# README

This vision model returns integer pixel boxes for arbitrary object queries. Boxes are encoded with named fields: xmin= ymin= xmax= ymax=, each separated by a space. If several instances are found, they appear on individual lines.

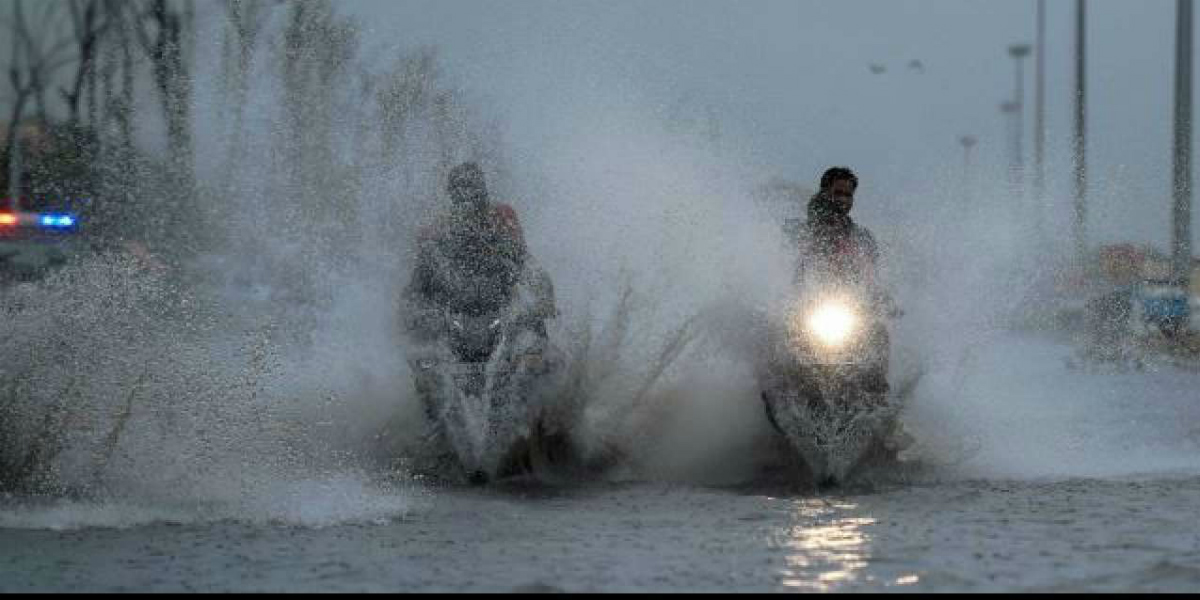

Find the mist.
xmin=1 ymin=0 xmax=1197 ymax=532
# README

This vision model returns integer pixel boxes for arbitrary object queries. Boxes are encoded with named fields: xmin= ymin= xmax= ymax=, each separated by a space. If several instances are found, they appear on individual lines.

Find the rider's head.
xmin=447 ymin=162 xmax=489 ymax=211
xmin=817 ymin=166 xmax=858 ymax=217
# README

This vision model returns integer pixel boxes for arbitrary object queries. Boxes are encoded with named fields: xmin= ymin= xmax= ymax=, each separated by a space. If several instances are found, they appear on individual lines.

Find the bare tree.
xmin=98 ymin=0 xmax=137 ymax=152
xmin=376 ymin=47 xmax=438 ymax=159
xmin=11 ymin=2 xmax=75 ymax=124
xmin=130 ymin=0 xmax=194 ymax=181
xmin=59 ymin=0 xmax=110 ymax=128
xmin=222 ymin=0 xmax=277 ymax=100
xmin=278 ymin=1 xmax=357 ymax=220
xmin=4 ymin=0 xmax=74 ymax=198
xmin=220 ymin=0 xmax=279 ymax=185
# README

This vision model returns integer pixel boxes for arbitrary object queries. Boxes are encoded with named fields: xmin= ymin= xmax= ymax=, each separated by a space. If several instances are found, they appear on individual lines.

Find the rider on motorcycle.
xmin=787 ymin=166 xmax=893 ymax=394
xmin=785 ymin=168 xmax=877 ymax=288
xmin=400 ymin=163 xmax=561 ymax=482
xmin=404 ymin=161 xmax=556 ymax=339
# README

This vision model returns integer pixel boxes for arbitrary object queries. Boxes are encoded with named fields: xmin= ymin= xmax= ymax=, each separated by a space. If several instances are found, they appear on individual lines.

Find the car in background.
xmin=1134 ymin=279 xmax=1191 ymax=338
xmin=0 ymin=208 xmax=86 ymax=286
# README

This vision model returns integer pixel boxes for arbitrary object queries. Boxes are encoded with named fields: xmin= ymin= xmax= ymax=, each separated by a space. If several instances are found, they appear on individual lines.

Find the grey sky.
xmin=339 ymin=0 xmax=1192 ymax=250
xmin=1 ymin=0 xmax=1193 ymax=249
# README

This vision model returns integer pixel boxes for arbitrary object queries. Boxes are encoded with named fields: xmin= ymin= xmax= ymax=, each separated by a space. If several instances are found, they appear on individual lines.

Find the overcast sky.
xmin=0 ymin=0 xmax=1193 ymax=250
xmin=338 ymin=0 xmax=1192 ymax=250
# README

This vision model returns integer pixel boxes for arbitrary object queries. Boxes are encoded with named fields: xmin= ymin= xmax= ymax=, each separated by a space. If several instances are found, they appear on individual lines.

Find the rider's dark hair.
xmin=819 ymin=167 xmax=858 ymax=192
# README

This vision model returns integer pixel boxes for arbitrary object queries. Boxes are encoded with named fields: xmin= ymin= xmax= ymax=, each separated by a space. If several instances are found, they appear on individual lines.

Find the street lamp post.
xmin=1074 ymin=0 xmax=1088 ymax=266
xmin=960 ymin=134 xmax=978 ymax=203
xmin=1035 ymin=0 xmax=1047 ymax=240
xmin=1173 ymin=0 xmax=1193 ymax=311
xmin=1009 ymin=43 xmax=1033 ymax=203
xmin=1001 ymin=100 xmax=1020 ymax=200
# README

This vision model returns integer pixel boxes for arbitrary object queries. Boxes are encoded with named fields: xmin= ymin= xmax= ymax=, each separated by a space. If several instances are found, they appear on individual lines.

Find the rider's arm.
xmin=403 ymin=227 xmax=443 ymax=332
xmin=791 ymin=222 xmax=816 ymax=284
xmin=858 ymin=229 xmax=900 ymax=317
xmin=493 ymin=204 xmax=527 ymax=261
xmin=407 ymin=228 xmax=436 ymax=301
xmin=492 ymin=203 xmax=558 ymax=323
xmin=533 ymin=268 xmax=558 ymax=320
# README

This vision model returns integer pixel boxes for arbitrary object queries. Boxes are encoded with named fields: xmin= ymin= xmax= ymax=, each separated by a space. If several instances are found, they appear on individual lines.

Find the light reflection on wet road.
xmin=2 ymin=474 xmax=1199 ymax=592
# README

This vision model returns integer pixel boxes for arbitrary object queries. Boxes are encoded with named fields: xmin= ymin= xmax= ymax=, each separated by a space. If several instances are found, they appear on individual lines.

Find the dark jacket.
xmin=787 ymin=192 xmax=881 ymax=291
xmin=408 ymin=202 xmax=528 ymax=316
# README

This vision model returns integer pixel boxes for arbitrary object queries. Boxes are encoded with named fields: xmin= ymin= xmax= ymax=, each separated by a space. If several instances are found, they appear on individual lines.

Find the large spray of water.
xmin=0 ymin=4 xmax=462 ymax=526
xmin=3 ymin=3 xmax=1197 ymax=531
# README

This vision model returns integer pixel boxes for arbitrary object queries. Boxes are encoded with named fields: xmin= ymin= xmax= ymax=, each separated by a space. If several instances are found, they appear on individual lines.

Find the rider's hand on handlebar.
xmin=407 ymin=308 xmax=443 ymax=333
xmin=876 ymin=292 xmax=904 ymax=319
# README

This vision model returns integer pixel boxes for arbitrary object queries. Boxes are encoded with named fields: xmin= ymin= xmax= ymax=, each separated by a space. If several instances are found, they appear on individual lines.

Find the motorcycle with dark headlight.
xmin=405 ymin=263 xmax=563 ymax=484
xmin=757 ymin=276 xmax=903 ymax=486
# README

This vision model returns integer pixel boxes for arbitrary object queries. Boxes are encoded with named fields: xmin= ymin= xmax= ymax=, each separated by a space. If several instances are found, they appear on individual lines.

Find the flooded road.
xmin=5 ymin=0 xmax=1199 ymax=592
xmin=2 ymin=335 xmax=1198 ymax=593
xmin=3 ymin=475 xmax=1199 ymax=592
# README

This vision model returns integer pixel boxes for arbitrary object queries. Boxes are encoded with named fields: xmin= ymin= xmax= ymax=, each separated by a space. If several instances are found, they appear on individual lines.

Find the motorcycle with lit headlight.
xmin=404 ymin=261 xmax=563 ymax=484
xmin=756 ymin=273 xmax=903 ymax=486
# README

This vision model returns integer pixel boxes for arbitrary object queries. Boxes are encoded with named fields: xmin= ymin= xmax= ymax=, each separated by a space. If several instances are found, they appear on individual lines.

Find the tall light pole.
xmin=960 ymin=134 xmax=978 ymax=203
xmin=1009 ymin=43 xmax=1032 ymax=203
xmin=1073 ymin=0 xmax=1088 ymax=265
xmin=1173 ymin=0 xmax=1193 ymax=302
xmin=1001 ymin=100 xmax=1020 ymax=200
xmin=1034 ymin=0 xmax=1047 ymax=240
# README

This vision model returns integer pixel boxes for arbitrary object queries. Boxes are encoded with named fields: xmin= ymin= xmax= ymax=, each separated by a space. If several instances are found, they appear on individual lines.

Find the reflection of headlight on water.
xmin=803 ymin=302 xmax=858 ymax=346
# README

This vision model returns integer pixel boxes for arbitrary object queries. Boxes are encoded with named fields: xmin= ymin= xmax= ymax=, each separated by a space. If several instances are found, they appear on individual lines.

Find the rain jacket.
xmin=408 ymin=202 xmax=528 ymax=316
xmin=788 ymin=192 xmax=880 ymax=289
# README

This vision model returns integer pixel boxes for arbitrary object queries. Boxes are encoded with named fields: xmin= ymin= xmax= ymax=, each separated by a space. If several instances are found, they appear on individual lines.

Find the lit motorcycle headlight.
xmin=806 ymin=302 xmax=858 ymax=347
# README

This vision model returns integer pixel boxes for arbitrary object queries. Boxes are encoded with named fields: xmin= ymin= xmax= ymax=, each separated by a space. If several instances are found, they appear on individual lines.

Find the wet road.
xmin=3 ymin=474 xmax=1199 ymax=593
xmin=2 ymin=335 xmax=1199 ymax=592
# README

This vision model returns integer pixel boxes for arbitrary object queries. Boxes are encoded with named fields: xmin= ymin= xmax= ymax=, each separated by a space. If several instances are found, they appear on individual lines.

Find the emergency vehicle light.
xmin=0 ymin=212 xmax=16 ymax=226
xmin=39 ymin=213 xmax=77 ymax=229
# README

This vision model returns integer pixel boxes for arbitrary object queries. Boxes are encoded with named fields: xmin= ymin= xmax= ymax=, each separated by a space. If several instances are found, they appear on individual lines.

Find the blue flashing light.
xmin=38 ymin=213 xmax=78 ymax=229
